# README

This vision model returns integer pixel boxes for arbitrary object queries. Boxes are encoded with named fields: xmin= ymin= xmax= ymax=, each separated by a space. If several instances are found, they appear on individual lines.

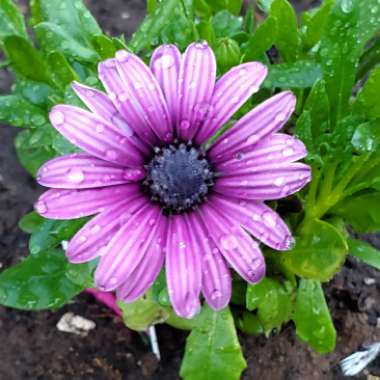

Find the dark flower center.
xmin=143 ymin=142 xmax=214 ymax=214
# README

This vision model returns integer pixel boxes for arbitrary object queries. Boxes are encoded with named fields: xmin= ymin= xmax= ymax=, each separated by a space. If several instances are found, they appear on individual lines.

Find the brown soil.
xmin=1 ymin=1 xmax=379 ymax=379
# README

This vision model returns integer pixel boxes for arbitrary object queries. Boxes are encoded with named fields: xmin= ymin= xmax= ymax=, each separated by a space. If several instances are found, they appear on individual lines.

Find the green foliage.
xmin=180 ymin=306 xmax=246 ymax=380
xmin=293 ymin=279 xmax=336 ymax=353
xmin=348 ymin=239 xmax=380 ymax=270
xmin=0 ymin=0 xmax=27 ymax=41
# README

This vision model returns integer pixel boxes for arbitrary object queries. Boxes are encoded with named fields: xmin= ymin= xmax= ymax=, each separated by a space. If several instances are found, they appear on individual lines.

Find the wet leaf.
xmin=293 ymin=279 xmax=336 ymax=353
xmin=180 ymin=306 xmax=246 ymax=380
xmin=0 ymin=0 xmax=27 ymax=41
xmin=236 ymin=311 xmax=264 ymax=335
xmin=212 ymin=10 xmax=242 ymax=38
xmin=0 ymin=249 xmax=86 ymax=310
xmin=19 ymin=212 xmax=44 ymax=234
xmin=47 ymin=51 xmax=79 ymax=87
xmin=282 ymin=219 xmax=348 ymax=282
xmin=348 ymin=238 xmax=380 ymax=270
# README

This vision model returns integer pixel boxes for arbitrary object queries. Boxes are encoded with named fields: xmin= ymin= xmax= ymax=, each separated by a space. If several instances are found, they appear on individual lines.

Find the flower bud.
xmin=214 ymin=37 xmax=241 ymax=72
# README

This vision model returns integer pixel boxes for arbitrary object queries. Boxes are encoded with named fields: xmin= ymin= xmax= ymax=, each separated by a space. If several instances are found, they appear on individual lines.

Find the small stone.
xmin=56 ymin=312 xmax=96 ymax=336
xmin=363 ymin=278 xmax=376 ymax=286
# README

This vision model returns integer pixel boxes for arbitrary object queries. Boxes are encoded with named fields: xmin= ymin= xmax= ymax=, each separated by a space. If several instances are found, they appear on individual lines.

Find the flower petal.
xmin=210 ymin=194 xmax=294 ymax=251
xmin=116 ymin=216 xmax=166 ymax=302
xmin=67 ymin=196 xmax=146 ymax=263
xmin=214 ymin=162 xmax=311 ymax=200
xmin=166 ymin=215 xmax=202 ymax=318
xmin=34 ymin=184 xmax=139 ymax=220
xmin=150 ymin=44 xmax=181 ymax=125
xmin=49 ymin=105 xmax=143 ymax=167
xmin=94 ymin=202 xmax=161 ymax=291
xmin=114 ymin=50 xmax=173 ymax=143
xmin=198 ymin=202 xmax=265 ymax=284
xmin=213 ymin=133 xmax=307 ymax=169
xmin=37 ymin=153 xmax=145 ymax=189
xmin=188 ymin=211 xmax=231 ymax=310
xmin=177 ymin=42 xmax=216 ymax=141
xmin=98 ymin=58 xmax=158 ymax=145
xmin=209 ymin=91 xmax=296 ymax=159
xmin=195 ymin=62 xmax=267 ymax=145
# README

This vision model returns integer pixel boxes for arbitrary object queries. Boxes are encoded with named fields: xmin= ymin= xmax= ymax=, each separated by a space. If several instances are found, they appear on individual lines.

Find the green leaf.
xmin=263 ymin=60 xmax=321 ymax=89
xmin=236 ymin=311 xmax=264 ymax=335
xmin=270 ymin=0 xmax=299 ymax=62
xmin=0 ymin=0 xmax=27 ymax=41
xmin=47 ymin=51 xmax=79 ymax=87
xmin=257 ymin=0 xmax=275 ymax=13
xmin=92 ymin=35 xmax=117 ymax=59
xmin=348 ymin=238 xmax=380 ymax=270
xmin=65 ymin=260 xmax=97 ymax=287
xmin=29 ymin=218 xmax=88 ymax=256
xmin=354 ymin=65 xmax=380 ymax=120
xmin=0 ymin=249 xmax=86 ymax=310
xmin=197 ymin=19 xmax=216 ymax=46
xmin=333 ymin=192 xmax=380 ymax=233
xmin=243 ymin=5 xmax=255 ymax=34
xmin=246 ymin=277 xmax=295 ymax=331
xmin=118 ymin=292 xmax=170 ymax=331
xmin=212 ymin=10 xmax=242 ymax=38
xmin=180 ymin=306 xmax=246 ymax=380
xmin=0 ymin=95 xmax=47 ymax=128
xmin=295 ymin=110 xmax=315 ymax=154
xmin=19 ymin=212 xmax=44 ymax=234
xmin=129 ymin=0 xmax=179 ymax=52
xmin=32 ymin=0 xmax=101 ymax=43
xmin=15 ymin=129 xmax=57 ymax=176
xmin=34 ymin=22 xmax=99 ymax=63
xmin=52 ymin=132 xmax=80 ymax=155
xmin=319 ymin=0 xmax=380 ymax=127
xmin=3 ymin=36 xmax=53 ymax=84
xmin=293 ymin=279 xmax=336 ymax=353
xmin=351 ymin=120 xmax=380 ymax=154
xmin=282 ymin=219 xmax=348 ymax=281
xmin=301 ymin=0 xmax=334 ymax=51
xmin=242 ymin=16 xmax=277 ymax=62
xmin=15 ymin=80 xmax=54 ymax=107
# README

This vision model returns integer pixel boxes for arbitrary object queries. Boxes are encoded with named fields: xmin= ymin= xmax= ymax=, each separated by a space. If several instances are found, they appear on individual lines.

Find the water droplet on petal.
xmin=96 ymin=124 xmax=105 ymax=133
xmin=211 ymin=289 xmax=222 ymax=300
xmin=115 ymin=50 xmax=130 ymax=62
xmin=106 ymin=150 xmax=117 ymax=160
xmin=67 ymin=167 xmax=85 ymax=184
xmin=179 ymin=241 xmax=187 ymax=249
xmin=220 ymin=234 xmax=238 ymax=250
xmin=50 ymin=110 xmax=65 ymax=125
xmin=282 ymin=147 xmax=294 ymax=157
xmin=79 ymin=235 xmax=87 ymax=243
xmin=109 ymin=277 xmax=118 ymax=285
xmin=91 ymin=224 xmax=102 ymax=234
xmin=274 ymin=177 xmax=284 ymax=186
xmin=262 ymin=211 xmax=277 ymax=228
xmin=275 ymin=112 xmax=287 ymax=123
xmin=180 ymin=119 xmax=191 ymax=130
xmin=155 ymin=54 xmax=175 ymax=70
xmin=118 ymin=92 xmax=129 ymax=102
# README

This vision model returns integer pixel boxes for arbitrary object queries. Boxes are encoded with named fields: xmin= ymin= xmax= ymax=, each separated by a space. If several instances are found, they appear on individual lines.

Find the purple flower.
xmin=34 ymin=42 xmax=311 ymax=318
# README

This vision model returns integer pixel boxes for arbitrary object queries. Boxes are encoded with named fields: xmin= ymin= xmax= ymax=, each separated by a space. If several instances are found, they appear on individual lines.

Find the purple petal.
xmin=67 ymin=196 xmax=147 ymax=263
xmin=198 ymin=202 xmax=265 ymax=284
xmin=114 ymin=50 xmax=173 ymax=143
xmin=188 ymin=211 xmax=231 ymax=310
xmin=209 ymin=91 xmax=296 ymax=159
xmin=195 ymin=62 xmax=267 ymax=145
xmin=116 ymin=216 xmax=166 ymax=302
xmin=94 ymin=202 xmax=161 ymax=291
xmin=166 ymin=215 xmax=202 ymax=319
xmin=150 ymin=44 xmax=181 ymax=125
xmin=34 ymin=184 xmax=139 ymax=220
xmin=210 ymin=194 xmax=294 ymax=251
xmin=37 ymin=153 xmax=145 ymax=189
xmin=98 ymin=58 xmax=159 ymax=145
xmin=49 ymin=105 xmax=143 ymax=167
xmin=177 ymin=42 xmax=216 ymax=141
xmin=213 ymin=133 xmax=307 ymax=168
xmin=214 ymin=162 xmax=311 ymax=200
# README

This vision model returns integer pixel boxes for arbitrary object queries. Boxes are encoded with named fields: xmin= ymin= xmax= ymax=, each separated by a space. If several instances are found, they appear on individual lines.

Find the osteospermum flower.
xmin=34 ymin=42 xmax=311 ymax=318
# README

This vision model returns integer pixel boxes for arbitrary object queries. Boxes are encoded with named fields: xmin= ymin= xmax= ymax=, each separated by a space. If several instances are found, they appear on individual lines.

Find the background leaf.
xmin=348 ymin=238 xmax=380 ymax=270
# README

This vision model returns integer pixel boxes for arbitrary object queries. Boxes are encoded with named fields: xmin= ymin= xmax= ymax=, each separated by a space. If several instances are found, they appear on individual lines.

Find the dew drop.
xmin=109 ymin=277 xmax=118 ymax=285
xmin=220 ymin=234 xmax=238 ymax=250
xmin=50 ymin=110 xmax=65 ymax=125
xmin=179 ymin=241 xmax=187 ymax=249
xmin=180 ymin=119 xmax=191 ymax=130
xmin=67 ymin=167 xmax=85 ymax=184
xmin=273 ymin=177 xmax=284 ymax=186
xmin=118 ymin=92 xmax=129 ymax=102
xmin=79 ymin=235 xmax=87 ymax=243
xmin=231 ymin=96 xmax=240 ymax=104
xmin=282 ymin=147 xmax=294 ymax=157
xmin=115 ymin=50 xmax=130 ymax=62
xmin=155 ymin=54 xmax=175 ymax=70
xmin=275 ymin=112 xmax=287 ymax=123
xmin=91 ymin=224 xmax=102 ymax=234
xmin=96 ymin=124 xmax=105 ymax=133
xmin=239 ymin=68 xmax=247 ymax=76
xmin=106 ymin=150 xmax=118 ymax=160
xmin=148 ymin=218 xmax=156 ymax=226
xmin=262 ymin=211 xmax=277 ymax=228
xmin=211 ymin=290 xmax=222 ymax=300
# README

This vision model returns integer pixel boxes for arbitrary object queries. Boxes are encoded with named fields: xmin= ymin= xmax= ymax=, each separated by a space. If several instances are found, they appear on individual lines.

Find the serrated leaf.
xmin=282 ymin=219 xmax=348 ymax=281
xmin=29 ymin=218 xmax=88 ymax=256
xmin=333 ymin=192 xmax=380 ymax=233
xmin=270 ymin=0 xmax=299 ymax=62
xmin=0 ymin=0 xmax=27 ymax=41
xmin=0 ymin=249 xmax=86 ymax=310
xmin=263 ymin=60 xmax=321 ymax=89
xmin=293 ymin=279 xmax=336 ymax=353
xmin=180 ymin=306 xmax=246 ymax=380
xmin=19 ymin=212 xmax=44 ymax=234
xmin=348 ymin=238 xmax=380 ymax=270
xmin=4 ymin=36 xmax=53 ymax=84
xmin=246 ymin=277 xmax=295 ymax=331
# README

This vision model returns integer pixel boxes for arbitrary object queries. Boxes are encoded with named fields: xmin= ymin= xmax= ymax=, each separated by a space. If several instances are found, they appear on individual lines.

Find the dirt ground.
xmin=0 ymin=1 xmax=380 ymax=379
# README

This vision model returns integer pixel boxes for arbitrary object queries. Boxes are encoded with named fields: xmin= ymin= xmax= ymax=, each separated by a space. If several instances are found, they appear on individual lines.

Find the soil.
xmin=1 ymin=1 xmax=380 ymax=379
